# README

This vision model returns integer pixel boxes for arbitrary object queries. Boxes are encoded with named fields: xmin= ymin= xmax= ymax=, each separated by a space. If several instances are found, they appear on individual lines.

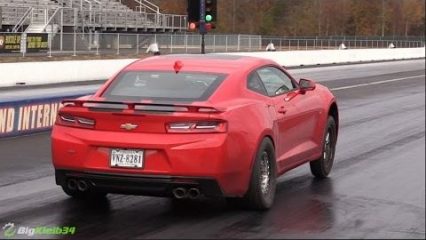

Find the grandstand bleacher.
xmin=0 ymin=0 xmax=187 ymax=33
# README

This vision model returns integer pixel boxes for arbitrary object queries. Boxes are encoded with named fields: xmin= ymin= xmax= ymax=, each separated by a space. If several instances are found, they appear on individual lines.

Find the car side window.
xmin=247 ymin=72 xmax=268 ymax=96
xmin=256 ymin=67 xmax=296 ymax=97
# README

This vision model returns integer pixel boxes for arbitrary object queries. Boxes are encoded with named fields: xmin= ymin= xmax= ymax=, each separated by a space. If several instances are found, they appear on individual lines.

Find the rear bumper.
xmin=56 ymin=170 xmax=223 ymax=197
xmin=51 ymin=125 xmax=255 ymax=197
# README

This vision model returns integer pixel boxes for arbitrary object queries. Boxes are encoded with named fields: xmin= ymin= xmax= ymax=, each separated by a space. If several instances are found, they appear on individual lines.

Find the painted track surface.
xmin=0 ymin=59 xmax=424 ymax=239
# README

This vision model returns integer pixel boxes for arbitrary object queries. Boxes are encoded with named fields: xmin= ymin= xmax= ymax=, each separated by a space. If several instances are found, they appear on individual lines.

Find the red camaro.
xmin=51 ymin=55 xmax=338 ymax=209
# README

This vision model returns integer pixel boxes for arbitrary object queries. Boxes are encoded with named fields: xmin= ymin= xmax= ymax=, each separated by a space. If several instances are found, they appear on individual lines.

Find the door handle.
xmin=278 ymin=106 xmax=287 ymax=114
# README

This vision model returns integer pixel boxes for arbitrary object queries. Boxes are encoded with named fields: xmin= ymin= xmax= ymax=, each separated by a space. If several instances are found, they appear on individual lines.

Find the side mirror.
xmin=299 ymin=79 xmax=316 ymax=93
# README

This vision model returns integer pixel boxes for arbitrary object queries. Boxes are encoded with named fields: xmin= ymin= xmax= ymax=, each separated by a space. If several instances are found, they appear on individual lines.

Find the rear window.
xmin=102 ymin=71 xmax=227 ymax=102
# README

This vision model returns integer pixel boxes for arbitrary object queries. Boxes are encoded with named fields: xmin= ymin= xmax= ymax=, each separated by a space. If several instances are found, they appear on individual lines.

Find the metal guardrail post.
xmin=170 ymin=34 xmax=173 ymax=53
xmin=185 ymin=34 xmax=188 ymax=53
xmin=136 ymin=34 xmax=139 ymax=55
xmin=237 ymin=34 xmax=240 ymax=51
xmin=21 ymin=33 xmax=27 ymax=57
xmin=116 ymin=33 xmax=120 ymax=55
xmin=213 ymin=34 xmax=216 ymax=53
xmin=225 ymin=35 xmax=228 ymax=52
xmin=60 ymin=9 xmax=64 ymax=51
xmin=258 ymin=36 xmax=261 ymax=50
xmin=73 ymin=31 xmax=76 ymax=56
xmin=88 ymin=31 xmax=92 ymax=50
xmin=72 ymin=8 xmax=77 ymax=56
xmin=95 ymin=31 xmax=99 ymax=55
xmin=48 ymin=33 xmax=52 ymax=57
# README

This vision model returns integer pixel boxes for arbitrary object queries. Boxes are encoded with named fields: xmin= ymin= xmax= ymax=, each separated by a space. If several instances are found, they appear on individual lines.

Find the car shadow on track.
xmin=50 ymin=175 xmax=336 ymax=238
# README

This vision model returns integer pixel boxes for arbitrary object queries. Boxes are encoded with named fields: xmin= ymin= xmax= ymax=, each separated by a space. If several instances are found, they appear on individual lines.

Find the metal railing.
xmin=133 ymin=0 xmax=159 ymax=13
xmin=260 ymin=37 xmax=426 ymax=51
xmin=1 ymin=6 xmax=187 ymax=32
xmin=11 ymin=7 xmax=32 ymax=32
xmin=1 ymin=32 xmax=424 ymax=58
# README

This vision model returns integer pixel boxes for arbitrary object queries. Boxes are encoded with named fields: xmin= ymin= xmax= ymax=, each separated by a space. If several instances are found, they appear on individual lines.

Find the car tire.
xmin=62 ymin=185 xmax=107 ymax=200
xmin=241 ymin=138 xmax=277 ymax=210
xmin=310 ymin=116 xmax=337 ymax=179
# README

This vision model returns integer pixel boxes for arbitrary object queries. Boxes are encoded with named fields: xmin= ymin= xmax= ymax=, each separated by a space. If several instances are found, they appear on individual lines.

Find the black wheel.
xmin=240 ymin=138 xmax=277 ymax=210
xmin=310 ymin=116 xmax=337 ymax=178
xmin=62 ymin=185 xmax=107 ymax=200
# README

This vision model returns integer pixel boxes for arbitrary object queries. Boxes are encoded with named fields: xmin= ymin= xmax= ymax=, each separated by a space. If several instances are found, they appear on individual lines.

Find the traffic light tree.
xmin=187 ymin=0 xmax=217 ymax=32
xmin=187 ymin=0 xmax=217 ymax=53
xmin=204 ymin=0 xmax=217 ymax=31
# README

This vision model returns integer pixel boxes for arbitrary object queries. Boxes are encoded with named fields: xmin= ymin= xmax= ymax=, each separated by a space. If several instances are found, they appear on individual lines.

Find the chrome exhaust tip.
xmin=77 ymin=180 xmax=89 ymax=192
xmin=172 ymin=187 xmax=187 ymax=199
xmin=188 ymin=188 xmax=200 ymax=199
xmin=67 ymin=179 xmax=77 ymax=191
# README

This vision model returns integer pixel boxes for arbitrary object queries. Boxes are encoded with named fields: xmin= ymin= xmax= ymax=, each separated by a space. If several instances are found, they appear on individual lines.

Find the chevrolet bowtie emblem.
xmin=120 ymin=123 xmax=138 ymax=131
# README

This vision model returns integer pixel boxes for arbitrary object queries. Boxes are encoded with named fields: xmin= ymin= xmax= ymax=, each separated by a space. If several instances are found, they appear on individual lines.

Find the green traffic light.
xmin=205 ymin=14 xmax=213 ymax=22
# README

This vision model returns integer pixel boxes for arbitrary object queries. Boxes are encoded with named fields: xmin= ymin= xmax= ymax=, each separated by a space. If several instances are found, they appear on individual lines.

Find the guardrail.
xmin=0 ymin=32 xmax=424 ymax=57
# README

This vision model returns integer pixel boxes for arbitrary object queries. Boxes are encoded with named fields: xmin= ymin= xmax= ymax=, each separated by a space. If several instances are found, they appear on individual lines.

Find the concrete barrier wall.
xmin=227 ymin=47 xmax=426 ymax=67
xmin=0 ymin=59 xmax=137 ymax=87
xmin=0 ymin=48 xmax=424 ymax=87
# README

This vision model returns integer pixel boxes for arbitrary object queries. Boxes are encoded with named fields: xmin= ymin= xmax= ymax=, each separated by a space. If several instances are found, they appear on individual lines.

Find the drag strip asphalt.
xmin=0 ymin=59 xmax=424 ymax=239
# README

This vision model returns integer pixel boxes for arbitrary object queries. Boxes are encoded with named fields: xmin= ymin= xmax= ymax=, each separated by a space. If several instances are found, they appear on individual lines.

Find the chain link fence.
xmin=1 ymin=32 xmax=425 ymax=57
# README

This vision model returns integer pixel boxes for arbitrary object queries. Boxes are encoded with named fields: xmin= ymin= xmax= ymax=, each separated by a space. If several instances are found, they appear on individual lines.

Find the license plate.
xmin=110 ymin=149 xmax=144 ymax=168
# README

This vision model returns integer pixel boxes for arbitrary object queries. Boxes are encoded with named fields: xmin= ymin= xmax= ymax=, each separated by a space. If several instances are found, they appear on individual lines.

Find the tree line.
xmin=152 ymin=0 xmax=425 ymax=37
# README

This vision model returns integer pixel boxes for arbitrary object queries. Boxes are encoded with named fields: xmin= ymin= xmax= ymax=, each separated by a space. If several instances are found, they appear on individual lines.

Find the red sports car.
xmin=52 ymin=55 xmax=338 ymax=210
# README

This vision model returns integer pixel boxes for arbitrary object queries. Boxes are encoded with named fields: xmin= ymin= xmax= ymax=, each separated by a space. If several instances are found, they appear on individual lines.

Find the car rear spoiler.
xmin=61 ymin=99 xmax=224 ymax=113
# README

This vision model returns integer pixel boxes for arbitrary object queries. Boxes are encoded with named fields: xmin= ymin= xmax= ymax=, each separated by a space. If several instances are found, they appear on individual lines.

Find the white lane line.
xmin=330 ymin=75 xmax=425 ymax=91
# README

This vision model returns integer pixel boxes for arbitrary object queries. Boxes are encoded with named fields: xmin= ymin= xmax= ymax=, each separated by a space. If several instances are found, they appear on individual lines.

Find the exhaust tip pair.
xmin=172 ymin=187 xmax=201 ymax=199
xmin=67 ymin=178 xmax=90 ymax=192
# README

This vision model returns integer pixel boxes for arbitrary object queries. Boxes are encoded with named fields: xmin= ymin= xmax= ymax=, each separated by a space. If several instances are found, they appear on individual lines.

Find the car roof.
xmin=125 ymin=54 xmax=276 ymax=74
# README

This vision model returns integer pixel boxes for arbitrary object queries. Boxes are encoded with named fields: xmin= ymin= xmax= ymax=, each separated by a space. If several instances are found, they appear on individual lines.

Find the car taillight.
xmin=56 ymin=113 xmax=95 ymax=129
xmin=166 ymin=121 xmax=227 ymax=133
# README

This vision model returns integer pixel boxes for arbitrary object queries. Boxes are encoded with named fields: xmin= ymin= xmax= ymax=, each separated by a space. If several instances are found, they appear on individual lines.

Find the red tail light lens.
xmin=56 ymin=113 xmax=95 ymax=129
xmin=166 ymin=121 xmax=227 ymax=133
